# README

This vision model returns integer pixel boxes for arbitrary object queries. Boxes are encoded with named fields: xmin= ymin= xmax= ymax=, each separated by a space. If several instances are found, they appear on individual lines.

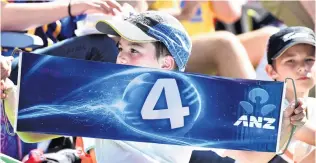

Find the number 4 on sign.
xmin=141 ymin=79 xmax=190 ymax=129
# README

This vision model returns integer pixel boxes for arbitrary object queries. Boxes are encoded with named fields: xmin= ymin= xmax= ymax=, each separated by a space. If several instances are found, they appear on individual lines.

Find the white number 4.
xmin=141 ymin=79 xmax=190 ymax=129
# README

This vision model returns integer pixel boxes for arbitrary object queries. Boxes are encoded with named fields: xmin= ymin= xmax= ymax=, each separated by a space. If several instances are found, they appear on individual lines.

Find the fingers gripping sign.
xmin=278 ymin=78 xmax=308 ymax=154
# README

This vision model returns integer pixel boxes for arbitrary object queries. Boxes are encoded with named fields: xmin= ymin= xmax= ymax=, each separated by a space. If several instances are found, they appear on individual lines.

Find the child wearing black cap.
xmin=265 ymin=26 xmax=315 ymax=163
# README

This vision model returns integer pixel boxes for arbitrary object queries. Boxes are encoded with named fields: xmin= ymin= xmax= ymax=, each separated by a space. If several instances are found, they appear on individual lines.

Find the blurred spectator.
xmin=261 ymin=0 xmax=315 ymax=31
xmin=147 ymin=0 xmax=280 ymax=79
xmin=146 ymin=0 xmax=255 ymax=79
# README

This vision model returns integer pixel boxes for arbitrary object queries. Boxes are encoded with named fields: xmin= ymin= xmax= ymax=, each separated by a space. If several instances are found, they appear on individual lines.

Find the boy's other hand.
xmin=0 ymin=56 xmax=14 ymax=80
xmin=1 ymin=78 xmax=14 ymax=99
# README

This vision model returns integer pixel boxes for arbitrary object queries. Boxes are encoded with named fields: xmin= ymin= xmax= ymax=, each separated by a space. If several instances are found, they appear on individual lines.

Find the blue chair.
xmin=1 ymin=32 xmax=43 ymax=56
xmin=1 ymin=32 xmax=43 ymax=84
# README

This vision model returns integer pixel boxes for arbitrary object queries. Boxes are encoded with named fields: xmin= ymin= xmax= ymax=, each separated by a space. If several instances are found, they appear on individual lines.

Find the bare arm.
xmin=294 ymin=120 xmax=316 ymax=146
xmin=1 ymin=0 xmax=122 ymax=31
xmin=294 ymin=98 xmax=316 ymax=146
xmin=211 ymin=0 xmax=247 ymax=24
xmin=1 ymin=1 xmax=69 ymax=31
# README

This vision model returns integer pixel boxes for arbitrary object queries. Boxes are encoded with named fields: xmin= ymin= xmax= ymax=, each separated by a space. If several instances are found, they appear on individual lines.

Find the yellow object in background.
xmin=180 ymin=1 xmax=216 ymax=36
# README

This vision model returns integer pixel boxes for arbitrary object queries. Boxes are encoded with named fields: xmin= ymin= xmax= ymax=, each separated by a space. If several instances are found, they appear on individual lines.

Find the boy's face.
xmin=116 ymin=38 xmax=160 ymax=68
xmin=116 ymin=38 xmax=175 ymax=70
xmin=266 ymin=44 xmax=315 ymax=92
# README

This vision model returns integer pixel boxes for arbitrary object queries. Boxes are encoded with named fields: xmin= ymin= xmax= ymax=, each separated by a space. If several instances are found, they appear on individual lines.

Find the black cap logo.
xmin=282 ymin=32 xmax=311 ymax=42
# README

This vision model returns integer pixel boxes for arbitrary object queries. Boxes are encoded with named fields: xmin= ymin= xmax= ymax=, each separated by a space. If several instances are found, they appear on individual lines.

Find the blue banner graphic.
xmin=16 ymin=53 xmax=285 ymax=152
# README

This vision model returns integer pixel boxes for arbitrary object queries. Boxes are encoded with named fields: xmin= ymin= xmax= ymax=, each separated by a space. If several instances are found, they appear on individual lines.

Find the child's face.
xmin=116 ymin=38 xmax=162 ymax=69
xmin=267 ymin=44 xmax=315 ymax=92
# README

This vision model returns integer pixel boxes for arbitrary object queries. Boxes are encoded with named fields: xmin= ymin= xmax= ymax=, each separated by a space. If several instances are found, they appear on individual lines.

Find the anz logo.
xmin=234 ymin=88 xmax=277 ymax=130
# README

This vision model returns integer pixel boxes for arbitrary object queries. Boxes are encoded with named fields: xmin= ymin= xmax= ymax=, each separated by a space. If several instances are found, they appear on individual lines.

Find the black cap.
xmin=267 ymin=26 xmax=315 ymax=64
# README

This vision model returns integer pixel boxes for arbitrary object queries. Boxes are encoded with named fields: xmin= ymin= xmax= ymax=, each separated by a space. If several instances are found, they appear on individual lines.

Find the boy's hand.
xmin=283 ymin=98 xmax=307 ymax=128
xmin=0 ymin=56 xmax=14 ymax=80
xmin=1 ymin=78 xmax=15 ymax=99
xmin=279 ymin=98 xmax=307 ymax=148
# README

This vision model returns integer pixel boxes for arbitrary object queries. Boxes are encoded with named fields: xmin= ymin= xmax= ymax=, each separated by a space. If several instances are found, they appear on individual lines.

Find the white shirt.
xmin=282 ymin=97 xmax=316 ymax=162
xmin=83 ymin=138 xmax=194 ymax=163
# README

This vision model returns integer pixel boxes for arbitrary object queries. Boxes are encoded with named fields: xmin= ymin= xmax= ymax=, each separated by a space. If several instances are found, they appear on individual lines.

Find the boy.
xmin=2 ymin=11 xmax=307 ymax=163
xmin=221 ymin=26 xmax=315 ymax=163
xmin=265 ymin=26 xmax=315 ymax=163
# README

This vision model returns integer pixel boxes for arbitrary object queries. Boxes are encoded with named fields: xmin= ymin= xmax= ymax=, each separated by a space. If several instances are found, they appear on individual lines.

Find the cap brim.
xmin=272 ymin=40 xmax=315 ymax=60
xmin=96 ymin=19 xmax=157 ymax=43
